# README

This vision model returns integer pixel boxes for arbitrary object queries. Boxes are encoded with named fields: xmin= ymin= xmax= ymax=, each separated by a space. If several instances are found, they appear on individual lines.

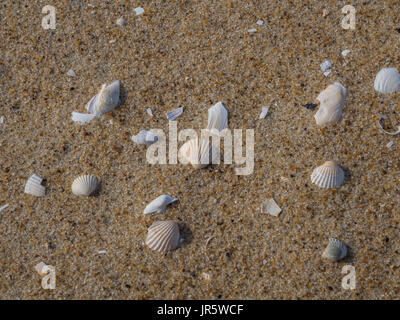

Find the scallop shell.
xmin=178 ymin=137 xmax=220 ymax=169
xmin=314 ymin=82 xmax=347 ymax=126
xmin=131 ymin=130 xmax=158 ymax=145
xmin=322 ymin=238 xmax=347 ymax=262
xmin=85 ymin=80 xmax=120 ymax=116
xmin=374 ymin=68 xmax=400 ymax=93
xmin=143 ymin=195 xmax=178 ymax=214
xmin=145 ymin=220 xmax=180 ymax=252
xmin=71 ymin=175 xmax=99 ymax=196
xmin=311 ymin=161 xmax=344 ymax=188
xmin=24 ymin=174 xmax=45 ymax=197
xmin=207 ymin=102 xmax=228 ymax=132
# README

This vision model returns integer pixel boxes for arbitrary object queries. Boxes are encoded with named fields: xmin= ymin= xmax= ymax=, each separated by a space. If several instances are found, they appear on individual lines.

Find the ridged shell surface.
xmin=178 ymin=138 xmax=220 ymax=169
xmin=322 ymin=238 xmax=347 ymax=262
xmin=143 ymin=195 xmax=178 ymax=214
xmin=24 ymin=174 xmax=45 ymax=197
xmin=374 ymin=68 xmax=400 ymax=93
xmin=311 ymin=161 xmax=344 ymax=188
xmin=207 ymin=102 xmax=228 ymax=132
xmin=86 ymin=80 xmax=120 ymax=116
xmin=71 ymin=175 xmax=99 ymax=196
xmin=314 ymin=82 xmax=347 ymax=126
xmin=145 ymin=220 xmax=180 ymax=252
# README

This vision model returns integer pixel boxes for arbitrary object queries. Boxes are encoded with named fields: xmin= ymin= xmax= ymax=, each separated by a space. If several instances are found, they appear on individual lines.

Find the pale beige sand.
xmin=1 ymin=0 xmax=400 ymax=299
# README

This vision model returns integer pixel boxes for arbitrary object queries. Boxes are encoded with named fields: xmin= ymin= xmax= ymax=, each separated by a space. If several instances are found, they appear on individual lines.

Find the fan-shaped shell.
xmin=131 ymin=130 xmax=158 ymax=145
xmin=86 ymin=80 xmax=120 ymax=116
xmin=24 ymin=174 xmax=45 ymax=197
xmin=145 ymin=220 xmax=180 ymax=252
xmin=178 ymin=138 xmax=220 ymax=169
xmin=71 ymin=175 xmax=99 ymax=196
xmin=207 ymin=101 xmax=228 ymax=132
xmin=311 ymin=161 xmax=344 ymax=188
xmin=143 ymin=195 xmax=178 ymax=214
xmin=314 ymin=82 xmax=347 ymax=126
xmin=322 ymin=238 xmax=347 ymax=262
xmin=374 ymin=68 xmax=400 ymax=93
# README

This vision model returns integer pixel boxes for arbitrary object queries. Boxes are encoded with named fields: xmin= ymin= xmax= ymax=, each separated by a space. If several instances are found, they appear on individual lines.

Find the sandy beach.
xmin=1 ymin=0 xmax=400 ymax=299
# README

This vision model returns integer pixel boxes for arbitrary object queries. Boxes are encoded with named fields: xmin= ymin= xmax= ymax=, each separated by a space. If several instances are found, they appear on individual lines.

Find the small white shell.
xmin=24 ymin=174 xmax=45 ymax=197
xmin=207 ymin=102 xmax=228 ymax=131
xmin=178 ymin=138 xmax=220 ymax=169
xmin=311 ymin=160 xmax=345 ymax=189
xmin=322 ymin=238 xmax=347 ymax=262
xmin=131 ymin=130 xmax=158 ymax=145
xmin=256 ymin=20 xmax=264 ymax=25
xmin=145 ymin=220 xmax=180 ymax=252
xmin=314 ymin=82 xmax=347 ymax=126
xmin=374 ymin=68 xmax=400 ymax=93
xmin=261 ymin=198 xmax=282 ymax=217
xmin=143 ymin=195 xmax=178 ymax=214
xmin=67 ymin=69 xmax=76 ymax=77
xmin=146 ymin=108 xmax=153 ymax=116
xmin=166 ymin=107 xmax=183 ymax=121
xmin=71 ymin=112 xmax=96 ymax=123
xmin=134 ymin=7 xmax=144 ymax=15
xmin=341 ymin=49 xmax=350 ymax=57
xmin=320 ymin=60 xmax=332 ymax=72
xmin=71 ymin=175 xmax=99 ymax=196
xmin=86 ymin=80 xmax=120 ymax=117
xmin=259 ymin=106 xmax=269 ymax=119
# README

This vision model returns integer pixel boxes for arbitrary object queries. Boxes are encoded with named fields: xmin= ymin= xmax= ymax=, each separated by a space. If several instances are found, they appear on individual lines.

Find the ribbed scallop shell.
xmin=24 ymin=174 xmax=45 ymax=197
xmin=86 ymin=80 xmax=120 ymax=116
xmin=71 ymin=175 xmax=99 ymax=196
xmin=374 ymin=68 xmax=400 ymax=93
xmin=314 ymin=82 xmax=347 ymax=126
xmin=145 ymin=220 xmax=180 ymax=252
xmin=311 ymin=161 xmax=344 ymax=188
xmin=322 ymin=238 xmax=347 ymax=262
xmin=207 ymin=101 xmax=228 ymax=132
xmin=143 ymin=195 xmax=178 ymax=214
xmin=178 ymin=138 xmax=220 ymax=169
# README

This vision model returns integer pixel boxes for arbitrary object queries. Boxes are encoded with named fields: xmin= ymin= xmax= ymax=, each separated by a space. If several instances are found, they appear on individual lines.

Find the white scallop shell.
xmin=86 ymin=80 xmax=120 ymax=116
xmin=24 ymin=174 xmax=45 ymax=197
xmin=374 ymin=68 xmax=400 ymax=93
xmin=311 ymin=161 xmax=344 ymax=188
xmin=131 ymin=130 xmax=158 ymax=145
xmin=322 ymin=238 xmax=347 ymax=262
xmin=143 ymin=195 xmax=178 ymax=214
xmin=207 ymin=101 xmax=228 ymax=132
xmin=145 ymin=220 xmax=180 ymax=252
xmin=314 ymin=82 xmax=347 ymax=126
xmin=71 ymin=175 xmax=99 ymax=196
xmin=178 ymin=137 xmax=220 ymax=169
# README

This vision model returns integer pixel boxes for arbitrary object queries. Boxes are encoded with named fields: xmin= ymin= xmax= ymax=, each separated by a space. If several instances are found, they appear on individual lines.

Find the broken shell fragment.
xmin=85 ymin=80 xmax=120 ymax=116
xmin=322 ymin=238 xmax=347 ymax=262
xmin=145 ymin=220 xmax=180 ymax=252
xmin=207 ymin=101 xmax=228 ymax=132
xmin=24 ymin=174 xmax=45 ymax=197
xmin=311 ymin=161 xmax=345 ymax=189
xmin=374 ymin=68 xmax=400 ymax=93
xmin=143 ymin=195 xmax=178 ymax=214
xmin=259 ymin=106 xmax=269 ymax=119
xmin=131 ymin=130 xmax=159 ymax=145
xmin=71 ymin=175 xmax=99 ymax=196
xmin=166 ymin=107 xmax=183 ymax=121
xmin=320 ymin=60 xmax=332 ymax=72
xmin=178 ymin=138 xmax=220 ymax=169
xmin=134 ymin=7 xmax=144 ymax=15
xmin=314 ymin=82 xmax=347 ymax=126
xmin=71 ymin=112 xmax=96 ymax=123
xmin=261 ymin=198 xmax=282 ymax=217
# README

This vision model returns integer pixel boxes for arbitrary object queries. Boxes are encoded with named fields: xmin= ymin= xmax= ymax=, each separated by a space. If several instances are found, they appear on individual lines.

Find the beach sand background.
xmin=1 ymin=0 xmax=400 ymax=299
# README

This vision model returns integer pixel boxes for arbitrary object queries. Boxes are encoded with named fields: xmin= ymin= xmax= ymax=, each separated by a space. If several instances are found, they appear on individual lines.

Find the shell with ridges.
xmin=374 ymin=68 xmax=400 ymax=93
xmin=178 ymin=137 xmax=220 ymax=169
xmin=145 ymin=220 xmax=180 ymax=252
xmin=86 ymin=80 xmax=120 ymax=116
xmin=314 ymin=82 xmax=347 ymax=126
xmin=143 ymin=195 xmax=178 ymax=214
xmin=207 ymin=101 xmax=228 ymax=132
xmin=71 ymin=175 xmax=99 ymax=196
xmin=24 ymin=174 xmax=45 ymax=197
xmin=311 ymin=160 xmax=344 ymax=188
xmin=322 ymin=238 xmax=347 ymax=262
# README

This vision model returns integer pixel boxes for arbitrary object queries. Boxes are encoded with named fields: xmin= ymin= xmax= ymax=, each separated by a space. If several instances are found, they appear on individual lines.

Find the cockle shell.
xmin=314 ymin=82 xmax=347 ymax=126
xmin=71 ymin=175 xmax=99 ymax=196
xmin=374 ymin=68 xmax=400 ymax=93
xmin=24 ymin=174 xmax=45 ymax=197
xmin=311 ymin=161 xmax=344 ymax=188
xmin=131 ymin=130 xmax=158 ymax=145
xmin=207 ymin=101 xmax=228 ymax=132
xmin=145 ymin=220 xmax=180 ymax=252
xmin=178 ymin=138 xmax=220 ymax=169
xmin=143 ymin=195 xmax=178 ymax=214
xmin=86 ymin=80 xmax=120 ymax=116
xmin=322 ymin=238 xmax=347 ymax=262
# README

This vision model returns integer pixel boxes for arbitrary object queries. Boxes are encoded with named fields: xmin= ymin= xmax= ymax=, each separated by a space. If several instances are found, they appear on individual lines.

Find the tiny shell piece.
xmin=109 ymin=39 xmax=117 ymax=44
xmin=135 ymin=7 xmax=144 ymax=15
xmin=248 ymin=28 xmax=257 ymax=33
xmin=71 ymin=112 xmax=96 ymax=123
xmin=131 ymin=130 xmax=159 ymax=145
xmin=261 ymin=198 xmax=282 ymax=217
xmin=116 ymin=18 xmax=126 ymax=26
xmin=67 ymin=69 xmax=76 ymax=77
xmin=0 ymin=116 xmax=4 ymax=123
xmin=311 ymin=160 xmax=345 ymax=189
xmin=24 ymin=174 xmax=45 ymax=197
xmin=166 ymin=107 xmax=183 ymax=121
xmin=145 ymin=220 xmax=180 ymax=252
xmin=320 ymin=60 xmax=332 ymax=72
xmin=341 ymin=49 xmax=351 ymax=57
xmin=256 ymin=20 xmax=264 ymax=25
xmin=259 ymin=106 xmax=269 ymax=119
xmin=386 ymin=141 xmax=394 ymax=148
xmin=143 ymin=195 xmax=178 ymax=214
xmin=207 ymin=101 xmax=228 ymax=131
xmin=146 ymin=108 xmax=153 ymax=116
xmin=35 ymin=262 xmax=49 ymax=276
xmin=374 ymin=68 xmax=400 ymax=93
xmin=323 ymin=69 xmax=332 ymax=77
xmin=322 ymin=238 xmax=347 ymax=262
xmin=0 ymin=203 xmax=9 ymax=212
xmin=71 ymin=175 xmax=99 ymax=196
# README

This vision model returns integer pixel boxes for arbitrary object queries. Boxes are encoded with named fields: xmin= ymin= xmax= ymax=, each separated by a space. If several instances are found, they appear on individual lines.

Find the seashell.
xmin=146 ymin=108 xmax=153 ymax=116
xmin=24 ymin=174 xmax=45 ymax=197
xmin=0 ymin=116 xmax=4 ymax=123
xmin=207 ymin=101 xmax=228 ymax=132
xmin=166 ymin=107 xmax=183 ymax=121
xmin=35 ymin=262 xmax=49 ymax=276
xmin=314 ymin=82 xmax=347 ymax=126
xmin=145 ymin=220 xmax=180 ymax=252
xmin=311 ymin=160 xmax=345 ymax=188
xmin=374 ymin=68 xmax=400 ymax=93
xmin=71 ymin=112 xmax=96 ymax=123
xmin=71 ymin=175 xmax=99 ymax=196
xmin=259 ymin=106 xmax=269 ymax=119
xmin=248 ymin=28 xmax=257 ymax=33
xmin=67 ymin=69 xmax=76 ymax=77
xmin=261 ymin=198 xmax=282 ymax=217
xmin=116 ymin=18 xmax=126 ymax=26
xmin=320 ymin=60 xmax=332 ymax=72
xmin=85 ymin=80 xmax=120 ymax=117
xmin=131 ymin=130 xmax=158 ymax=145
xmin=178 ymin=137 xmax=220 ymax=169
xmin=0 ymin=203 xmax=9 ymax=212
xmin=143 ymin=195 xmax=178 ymax=214
xmin=322 ymin=238 xmax=347 ymax=262
xmin=341 ymin=49 xmax=350 ymax=57
xmin=109 ymin=39 xmax=117 ymax=44
xmin=323 ymin=70 xmax=331 ymax=77
xmin=256 ymin=20 xmax=264 ymax=25
xmin=134 ymin=7 xmax=144 ymax=15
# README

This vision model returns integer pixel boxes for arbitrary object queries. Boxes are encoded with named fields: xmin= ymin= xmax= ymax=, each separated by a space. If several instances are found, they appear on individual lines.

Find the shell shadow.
xmin=92 ymin=181 xmax=103 ymax=198
xmin=342 ymin=166 xmax=352 ymax=184
xmin=118 ymin=83 xmax=127 ymax=109
xmin=178 ymin=222 xmax=193 ymax=248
